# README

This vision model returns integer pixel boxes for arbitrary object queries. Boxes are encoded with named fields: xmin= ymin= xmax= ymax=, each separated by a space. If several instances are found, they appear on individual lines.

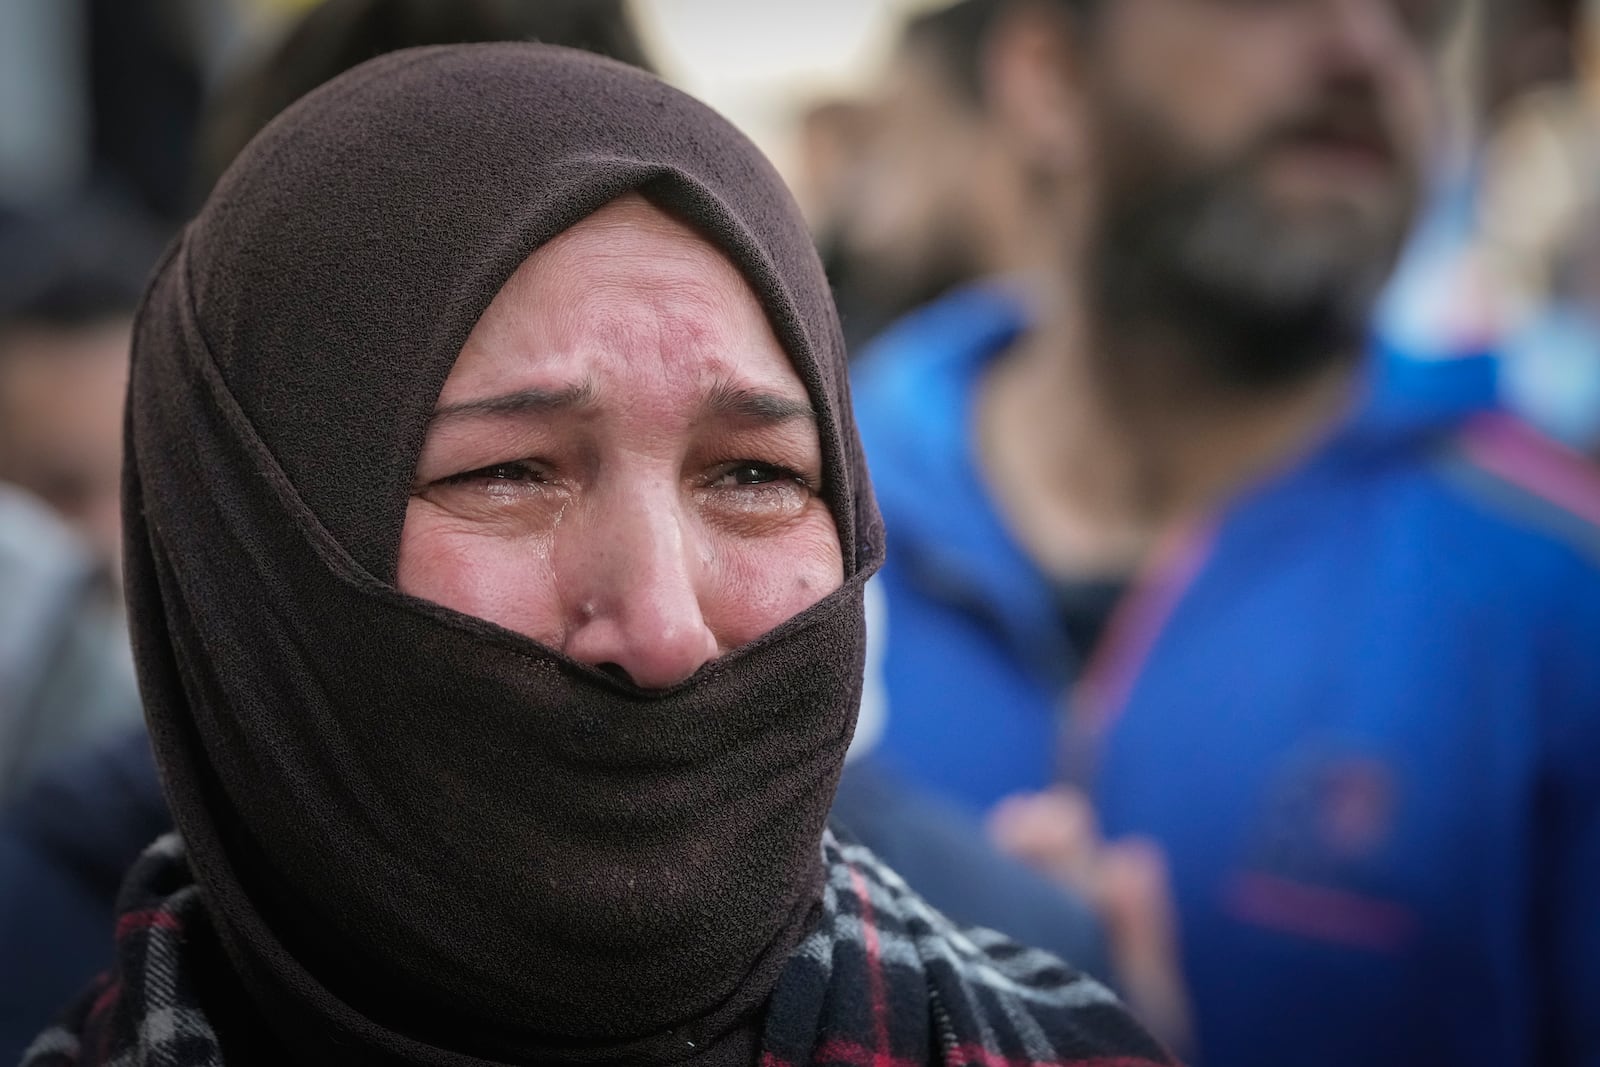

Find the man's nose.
xmin=1318 ymin=0 xmax=1412 ymax=70
xmin=559 ymin=492 xmax=720 ymax=690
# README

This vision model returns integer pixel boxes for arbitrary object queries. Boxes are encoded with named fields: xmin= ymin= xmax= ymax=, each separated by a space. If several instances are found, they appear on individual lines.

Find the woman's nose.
xmin=560 ymin=495 xmax=720 ymax=689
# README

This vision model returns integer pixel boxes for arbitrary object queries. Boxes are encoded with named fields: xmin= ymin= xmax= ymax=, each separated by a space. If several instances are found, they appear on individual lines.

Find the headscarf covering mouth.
xmin=125 ymin=42 xmax=882 ymax=1065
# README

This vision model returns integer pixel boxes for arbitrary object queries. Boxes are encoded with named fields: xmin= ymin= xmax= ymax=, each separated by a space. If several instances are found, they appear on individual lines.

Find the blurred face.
xmin=0 ymin=320 xmax=131 ymax=575
xmin=1079 ymin=0 xmax=1449 ymax=381
xmin=398 ymin=195 xmax=845 ymax=690
xmin=838 ymin=44 xmax=997 ymax=311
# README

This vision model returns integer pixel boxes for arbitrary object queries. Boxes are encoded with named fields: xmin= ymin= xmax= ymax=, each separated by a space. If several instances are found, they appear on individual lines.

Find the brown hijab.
xmin=125 ymin=43 xmax=881 ymax=1065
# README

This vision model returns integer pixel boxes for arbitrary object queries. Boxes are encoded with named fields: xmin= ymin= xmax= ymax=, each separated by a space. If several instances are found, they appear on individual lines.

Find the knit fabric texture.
xmin=23 ymin=835 xmax=1176 ymax=1067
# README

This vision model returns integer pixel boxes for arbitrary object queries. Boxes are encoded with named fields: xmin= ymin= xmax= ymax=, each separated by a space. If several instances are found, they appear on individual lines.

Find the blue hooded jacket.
xmin=852 ymin=283 xmax=1600 ymax=1066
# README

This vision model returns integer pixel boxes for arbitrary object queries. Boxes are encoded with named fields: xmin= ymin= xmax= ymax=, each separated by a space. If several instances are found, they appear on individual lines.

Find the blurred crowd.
xmin=2 ymin=1 xmax=1598 ymax=1065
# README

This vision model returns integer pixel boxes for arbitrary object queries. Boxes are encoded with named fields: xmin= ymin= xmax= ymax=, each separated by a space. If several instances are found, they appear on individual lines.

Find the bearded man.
xmin=850 ymin=1 xmax=1600 ymax=1063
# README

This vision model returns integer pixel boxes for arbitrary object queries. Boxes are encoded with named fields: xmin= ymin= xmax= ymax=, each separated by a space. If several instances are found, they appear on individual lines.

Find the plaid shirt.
xmin=24 ymin=833 xmax=1173 ymax=1067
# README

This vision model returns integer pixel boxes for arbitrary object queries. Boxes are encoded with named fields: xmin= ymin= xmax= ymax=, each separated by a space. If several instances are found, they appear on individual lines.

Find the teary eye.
xmin=726 ymin=464 xmax=781 ymax=486
xmin=440 ymin=461 xmax=547 ymax=486
xmin=712 ymin=462 xmax=807 ymax=489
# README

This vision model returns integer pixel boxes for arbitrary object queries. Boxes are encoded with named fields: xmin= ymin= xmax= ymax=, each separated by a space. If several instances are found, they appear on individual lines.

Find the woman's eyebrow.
xmin=702 ymin=380 xmax=816 ymax=423
xmin=429 ymin=381 xmax=599 ymax=424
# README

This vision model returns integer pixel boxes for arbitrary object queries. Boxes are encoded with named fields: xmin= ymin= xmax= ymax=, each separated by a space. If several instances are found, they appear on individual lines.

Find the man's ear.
xmin=983 ymin=0 xmax=1094 ymax=179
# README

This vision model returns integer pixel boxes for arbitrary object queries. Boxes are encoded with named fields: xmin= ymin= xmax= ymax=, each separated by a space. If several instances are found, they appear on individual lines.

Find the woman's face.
xmin=398 ymin=195 xmax=845 ymax=689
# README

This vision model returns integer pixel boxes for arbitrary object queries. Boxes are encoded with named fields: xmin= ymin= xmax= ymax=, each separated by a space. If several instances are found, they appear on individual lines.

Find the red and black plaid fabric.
xmin=22 ymin=835 xmax=218 ymax=1067
xmin=763 ymin=835 xmax=1175 ymax=1067
xmin=23 ymin=834 xmax=1174 ymax=1067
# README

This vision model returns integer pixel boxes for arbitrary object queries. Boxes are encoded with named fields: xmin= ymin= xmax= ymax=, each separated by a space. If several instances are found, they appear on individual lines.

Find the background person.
xmin=1475 ymin=0 xmax=1600 ymax=455
xmin=0 ymin=489 xmax=139 ymax=807
xmin=0 ymin=208 xmax=158 ymax=578
xmin=0 ymin=727 xmax=165 ymax=1062
xmin=0 ymin=209 xmax=156 ymax=801
xmin=192 ymin=0 xmax=656 ymax=196
xmin=850 ymin=0 xmax=1600 ymax=1063
xmin=806 ymin=0 xmax=1036 ymax=352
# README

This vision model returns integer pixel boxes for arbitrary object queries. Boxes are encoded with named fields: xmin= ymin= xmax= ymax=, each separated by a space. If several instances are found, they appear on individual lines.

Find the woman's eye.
xmin=439 ymin=461 xmax=547 ymax=487
xmin=712 ymin=463 xmax=801 ymax=489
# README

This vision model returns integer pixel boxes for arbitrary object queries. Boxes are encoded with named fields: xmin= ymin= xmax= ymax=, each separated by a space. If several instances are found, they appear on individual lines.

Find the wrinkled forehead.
xmin=442 ymin=193 xmax=820 ymax=415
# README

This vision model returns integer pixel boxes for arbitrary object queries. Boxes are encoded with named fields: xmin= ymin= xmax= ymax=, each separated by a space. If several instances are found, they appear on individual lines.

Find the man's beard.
xmin=1084 ymin=81 xmax=1419 ymax=391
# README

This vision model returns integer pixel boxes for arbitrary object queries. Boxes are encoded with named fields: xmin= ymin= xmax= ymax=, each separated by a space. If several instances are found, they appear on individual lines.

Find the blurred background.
xmin=2 ymin=2 xmax=1599 ymax=1065
xmin=5 ymin=0 xmax=1596 ymax=439
xmin=0 ymin=0 xmax=940 ymax=215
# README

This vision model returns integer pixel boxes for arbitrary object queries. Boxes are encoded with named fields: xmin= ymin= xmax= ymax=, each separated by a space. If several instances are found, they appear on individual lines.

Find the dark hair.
xmin=902 ymin=0 xmax=1100 ymax=111
xmin=900 ymin=0 xmax=1008 ymax=109
xmin=196 ymin=0 xmax=655 ymax=191
xmin=0 ymin=205 xmax=162 ymax=333
xmin=1047 ymin=0 xmax=1102 ymax=22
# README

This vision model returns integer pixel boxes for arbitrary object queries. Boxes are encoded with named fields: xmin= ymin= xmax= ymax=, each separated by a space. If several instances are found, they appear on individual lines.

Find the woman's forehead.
xmin=441 ymin=196 xmax=813 ymax=411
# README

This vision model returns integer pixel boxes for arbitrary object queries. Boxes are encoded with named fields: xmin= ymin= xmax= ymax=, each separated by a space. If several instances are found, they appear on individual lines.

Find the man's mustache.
xmin=1254 ymin=89 xmax=1400 ymax=171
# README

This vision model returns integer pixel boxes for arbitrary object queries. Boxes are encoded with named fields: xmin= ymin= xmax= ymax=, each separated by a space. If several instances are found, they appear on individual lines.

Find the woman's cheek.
xmin=397 ymin=508 xmax=563 ymax=644
xmin=704 ymin=513 xmax=845 ymax=646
